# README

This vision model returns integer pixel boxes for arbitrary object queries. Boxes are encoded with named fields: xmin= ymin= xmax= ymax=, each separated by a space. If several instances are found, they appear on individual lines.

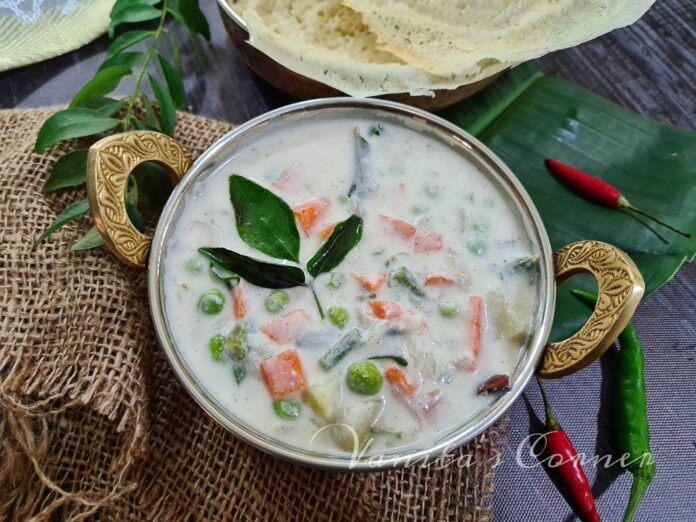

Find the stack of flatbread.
xmin=229 ymin=0 xmax=654 ymax=97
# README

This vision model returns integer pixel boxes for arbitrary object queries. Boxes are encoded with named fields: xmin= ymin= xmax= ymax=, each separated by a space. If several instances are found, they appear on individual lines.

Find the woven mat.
xmin=0 ymin=107 xmax=507 ymax=521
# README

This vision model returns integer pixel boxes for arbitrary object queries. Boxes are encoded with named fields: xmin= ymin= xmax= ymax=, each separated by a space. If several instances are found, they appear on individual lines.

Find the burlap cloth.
xmin=0 ymin=107 xmax=507 ymax=521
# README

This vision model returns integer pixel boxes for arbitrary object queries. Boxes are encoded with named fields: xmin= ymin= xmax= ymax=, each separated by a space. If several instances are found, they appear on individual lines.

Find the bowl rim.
xmin=217 ymin=0 xmax=248 ymax=32
xmin=148 ymin=97 xmax=555 ymax=471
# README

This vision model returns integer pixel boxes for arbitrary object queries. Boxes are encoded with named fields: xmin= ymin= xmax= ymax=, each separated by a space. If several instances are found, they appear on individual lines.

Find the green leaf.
xmin=109 ymin=4 xmax=162 ymax=37
xmin=78 ymin=96 xmax=124 ymax=116
xmin=168 ymin=0 xmax=210 ymax=40
xmin=44 ymin=149 xmax=88 ymax=193
xmin=125 ymin=176 xmax=146 ymax=233
xmin=35 ymin=108 xmax=120 ymax=153
xmin=198 ymin=248 xmax=305 ymax=289
xmin=163 ymin=29 xmax=183 ymax=73
xmin=228 ymin=175 xmax=300 ymax=262
xmin=126 ymin=202 xmax=146 ymax=233
xmin=32 ymin=199 xmax=89 ymax=250
xmin=307 ymin=215 xmax=363 ymax=277
xmin=132 ymin=162 xmax=173 ymax=210
xmin=131 ymin=119 xmax=161 ymax=132
xmin=148 ymin=74 xmax=176 ymax=136
xmin=107 ymin=30 xmax=153 ymax=58
xmin=70 ymin=65 xmax=132 ymax=108
xmin=98 ymin=51 xmax=143 ymax=72
xmin=442 ymin=62 xmax=696 ymax=341
xmin=71 ymin=226 xmax=105 ymax=251
xmin=140 ymin=94 xmax=162 ymax=130
xmin=158 ymin=54 xmax=185 ymax=109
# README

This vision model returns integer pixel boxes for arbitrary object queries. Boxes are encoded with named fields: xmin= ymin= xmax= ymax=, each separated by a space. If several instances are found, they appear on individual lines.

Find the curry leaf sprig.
xmin=33 ymin=0 xmax=209 ymax=251
xmin=200 ymin=175 xmax=363 ymax=318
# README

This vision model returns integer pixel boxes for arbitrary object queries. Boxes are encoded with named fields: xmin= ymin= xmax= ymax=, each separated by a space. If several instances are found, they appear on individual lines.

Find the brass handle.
xmin=538 ymin=240 xmax=645 ymax=378
xmin=86 ymin=131 xmax=193 ymax=267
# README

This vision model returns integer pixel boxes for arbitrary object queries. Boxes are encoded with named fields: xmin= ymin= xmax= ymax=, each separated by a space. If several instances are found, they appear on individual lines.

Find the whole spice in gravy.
xmin=476 ymin=374 xmax=510 ymax=395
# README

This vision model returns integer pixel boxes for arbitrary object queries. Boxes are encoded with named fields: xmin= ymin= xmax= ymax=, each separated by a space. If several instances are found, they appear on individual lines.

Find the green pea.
xmin=225 ymin=324 xmax=248 ymax=360
xmin=346 ymin=361 xmax=383 ymax=395
xmin=467 ymin=239 xmax=486 ymax=256
xmin=327 ymin=272 xmax=345 ymax=289
xmin=328 ymin=306 xmax=350 ymax=329
xmin=209 ymin=334 xmax=225 ymax=361
xmin=184 ymin=258 xmax=203 ymax=274
xmin=273 ymin=399 xmax=301 ymax=420
xmin=198 ymin=289 xmax=225 ymax=314
xmin=265 ymin=290 xmax=289 ymax=314
xmin=233 ymin=365 xmax=246 ymax=385
xmin=370 ymin=123 xmax=384 ymax=136
xmin=439 ymin=299 xmax=460 ymax=318
xmin=472 ymin=221 xmax=486 ymax=233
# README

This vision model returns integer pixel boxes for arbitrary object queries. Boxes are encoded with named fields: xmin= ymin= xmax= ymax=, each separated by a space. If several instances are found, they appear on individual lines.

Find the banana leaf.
xmin=441 ymin=63 xmax=696 ymax=341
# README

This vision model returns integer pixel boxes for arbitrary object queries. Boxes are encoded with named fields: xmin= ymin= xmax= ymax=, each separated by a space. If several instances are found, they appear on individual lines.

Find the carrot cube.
xmin=261 ymin=309 xmax=311 ymax=344
xmin=385 ymin=366 xmax=417 ymax=396
xmin=319 ymin=223 xmax=336 ymax=240
xmin=468 ymin=295 xmax=485 ymax=371
xmin=424 ymin=276 xmax=454 ymax=287
xmin=232 ymin=284 xmax=246 ymax=320
xmin=380 ymin=215 xmax=417 ymax=239
xmin=294 ymin=198 xmax=330 ymax=237
xmin=414 ymin=233 xmax=443 ymax=253
xmin=353 ymin=272 xmax=387 ymax=292
xmin=370 ymin=300 xmax=402 ymax=320
xmin=260 ymin=349 xmax=308 ymax=399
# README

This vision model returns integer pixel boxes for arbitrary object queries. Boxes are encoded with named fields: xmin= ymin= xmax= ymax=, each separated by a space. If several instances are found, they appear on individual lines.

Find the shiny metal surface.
xmin=214 ymin=0 xmax=503 ymax=111
xmin=148 ymin=98 xmax=556 ymax=471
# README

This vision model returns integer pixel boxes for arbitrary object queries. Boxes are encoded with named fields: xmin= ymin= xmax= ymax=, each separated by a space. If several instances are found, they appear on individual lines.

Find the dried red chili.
xmin=537 ymin=378 xmax=601 ymax=522
xmin=476 ymin=374 xmax=510 ymax=395
xmin=545 ymin=158 xmax=691 ymax=238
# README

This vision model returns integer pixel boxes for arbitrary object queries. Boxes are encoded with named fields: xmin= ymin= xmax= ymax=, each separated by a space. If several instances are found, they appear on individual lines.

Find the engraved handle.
xmin=538 ymin=240 xmax=645 ymax=378
xmin=86 ymin=131 xmax=193 ymax=267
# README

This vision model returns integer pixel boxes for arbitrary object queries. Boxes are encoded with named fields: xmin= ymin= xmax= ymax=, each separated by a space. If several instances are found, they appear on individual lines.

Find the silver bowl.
xmin=85 ymin=98 xmax=644 ymax=471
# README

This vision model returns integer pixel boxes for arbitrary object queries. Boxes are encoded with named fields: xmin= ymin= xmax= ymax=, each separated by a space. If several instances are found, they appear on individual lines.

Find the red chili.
xmin=545 ymin=158 xmax=691 ymax=238
xmin=538 ymin=378 xmax=601 ymax=522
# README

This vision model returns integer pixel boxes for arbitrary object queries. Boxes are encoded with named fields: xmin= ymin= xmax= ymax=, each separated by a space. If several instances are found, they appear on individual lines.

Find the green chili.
xmin=572 ymin=290 xmax=655 ymax=522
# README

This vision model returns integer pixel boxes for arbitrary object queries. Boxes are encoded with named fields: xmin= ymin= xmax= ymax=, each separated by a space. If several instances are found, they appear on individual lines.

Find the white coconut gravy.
xmin=162 ymin=113 xmax=540 ymax=456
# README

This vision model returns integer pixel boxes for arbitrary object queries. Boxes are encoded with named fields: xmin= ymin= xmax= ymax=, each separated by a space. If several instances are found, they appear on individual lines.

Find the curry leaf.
xmin=79 ymin=96 xmax=124 ymax=116
xmin=158 ymin=54 xmax=185 ymax=108
xmin=70 ymin=65 xmax=132 ymax=108
xmin=71 ymin=226 xmax=105 ymax=251
xmin=44 ymin=149 xmax=88 ymax=193
xmin=32 ymin=199 xmax=89 ymax=250
xmin=228 ymin=175 xmax=300 ymax=262
xmin=35 ymin=108 xmax=120 ymax=153
xmin=148 ymin=74 xmax=175 ymax=135
xmin=107 ymin=30 xmax=153 ymax=58
xmin=307 ymin=215 xmax=363 ymax=277
xmin=109 ymin=4 xmax=162 ymax=38
xmin=98 ymin=51 xmax=143 ymax=72
xmin=141 ymin=93 xmax=162 ymax=130
xmin=198 ymin=248 xmax=305 ymax=289
xmin=168 ymin=0 xmax=210 ymax=40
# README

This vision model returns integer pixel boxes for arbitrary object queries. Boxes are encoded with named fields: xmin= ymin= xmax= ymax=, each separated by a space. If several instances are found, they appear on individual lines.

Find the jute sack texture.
xmin=0 ymin=107 xmax=506 ymax=521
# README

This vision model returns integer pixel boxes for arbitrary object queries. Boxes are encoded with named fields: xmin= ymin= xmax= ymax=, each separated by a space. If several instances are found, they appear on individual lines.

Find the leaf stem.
xmin=120 ymin=0 xmax=170 ymax=130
